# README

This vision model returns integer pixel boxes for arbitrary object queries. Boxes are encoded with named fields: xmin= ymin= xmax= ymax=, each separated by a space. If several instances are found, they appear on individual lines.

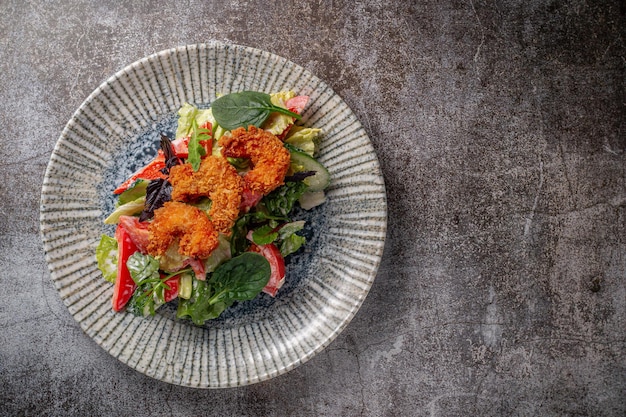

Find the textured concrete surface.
xmin=1 ymin=0 xmax=625 ymax=415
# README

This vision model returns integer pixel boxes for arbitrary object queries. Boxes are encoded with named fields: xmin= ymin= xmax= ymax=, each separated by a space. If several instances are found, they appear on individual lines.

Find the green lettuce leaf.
xmin=157 ymin=241 xmax=187 ymax=273
xmin=175 ymin=103 xmax=216 ymax=140
xmin=95 ymin=235 xmax=118 ymax=283
xmin=284 ymin=126 xmax=321 ymax=156
xmin=261 ymin=91 xmax=297 ymax=136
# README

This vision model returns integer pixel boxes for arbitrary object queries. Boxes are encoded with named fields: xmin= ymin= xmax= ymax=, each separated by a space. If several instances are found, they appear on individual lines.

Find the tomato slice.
xmin=275 ymin=96 xmax=309 ymax=140
xmin=113 ymin=154 xmax=167 ymax=194
xmin=249 ymin=242 xmax=285 ymax=297
xmin=171 ymin=136 xmax=191 ymax=158
xmin=285 ymin=95 xmax=309 ymax=114
xmin=180 ymin=257 xmax=206 ymax=281
xmin=112 ymin=224 xmax=139 ymax=312
xmin=163 ymin=276 xmax=179 ymax=302
xmin=117 ymin=216 xmax=150 ymax=253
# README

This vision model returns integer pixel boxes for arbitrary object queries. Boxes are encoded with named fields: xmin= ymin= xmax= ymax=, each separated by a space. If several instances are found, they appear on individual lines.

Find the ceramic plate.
xmin=40 ymin=42 xmax=387 ymax=388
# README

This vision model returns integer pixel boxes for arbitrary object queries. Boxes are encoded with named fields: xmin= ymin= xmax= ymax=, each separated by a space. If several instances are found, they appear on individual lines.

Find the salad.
xmin=96 ymin=90 xmax=329 ymax=325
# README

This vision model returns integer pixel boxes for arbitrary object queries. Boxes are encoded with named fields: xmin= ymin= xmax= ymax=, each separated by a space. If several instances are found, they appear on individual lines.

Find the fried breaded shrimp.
xmin=169 ymin=155 xmax=243 ymax=233
xmin=147 ymin=201 xmax=219 ymax=259
xmin=219 ymin=126 xmax=291 ymax=195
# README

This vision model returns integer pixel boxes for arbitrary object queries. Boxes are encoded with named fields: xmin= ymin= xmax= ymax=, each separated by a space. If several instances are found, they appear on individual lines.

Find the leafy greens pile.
xmin=96 ymin=90 xmax=328 ymax=326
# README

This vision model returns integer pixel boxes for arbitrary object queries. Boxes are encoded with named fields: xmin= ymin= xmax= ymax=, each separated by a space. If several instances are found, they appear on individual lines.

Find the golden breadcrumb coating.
xmin=147 ymin=201 xmax=219 ymax=259
xmin=219 ymin=126 xmax=290 ymax=195
xmin=169 ymin=155 xmax=244 ymax=233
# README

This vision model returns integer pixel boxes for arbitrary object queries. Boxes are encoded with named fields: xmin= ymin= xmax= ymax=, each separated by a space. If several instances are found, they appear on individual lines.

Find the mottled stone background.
xmin=1 ymin=0 xmax=624 ymax=416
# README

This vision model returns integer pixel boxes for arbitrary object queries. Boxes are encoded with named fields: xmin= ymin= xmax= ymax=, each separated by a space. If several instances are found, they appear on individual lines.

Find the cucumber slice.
xmin=287 ymin=145 xmax=330 ymax=192
xmin=179 ymin=273 xmax=193 ymax=299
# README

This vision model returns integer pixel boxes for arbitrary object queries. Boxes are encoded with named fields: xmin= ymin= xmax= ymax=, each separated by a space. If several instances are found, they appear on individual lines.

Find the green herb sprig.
xmin=188 ymin=118 xmax=211 ymax=171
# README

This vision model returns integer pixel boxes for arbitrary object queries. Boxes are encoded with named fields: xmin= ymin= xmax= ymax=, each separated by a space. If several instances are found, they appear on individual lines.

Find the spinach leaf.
xmin=278 ymin=220 xmax=306 ymax=239
xmin=230 ymin=215 xmax=252 ymax=256
xmin=207 ymin=252 xmax=271 ymax=305
xmin=176 ymin=280 xmax=232 ymax=325
xmin=211 ymin=91 xmax=301 ymax=131
xmin=125 ymin=252 xmax=163 ymax=316
xmin=176 ymin=253 xmax=270 ymax=325
xmin=246 ymin=220 xmax=307 ymax=257
xmin=126 ymin=252 xmax=160 ymax=285
xmin=248 ymin=220 xmax=306 ymax=256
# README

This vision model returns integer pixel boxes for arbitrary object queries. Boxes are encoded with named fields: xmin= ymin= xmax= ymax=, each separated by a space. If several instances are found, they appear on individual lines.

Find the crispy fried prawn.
xmin=169 ymin=155 xmax=244 ymax=233
xmin=147 ymin=201 xmax=219 ymax=259
xmin=219 ymin=126 xmax=291 ymax=195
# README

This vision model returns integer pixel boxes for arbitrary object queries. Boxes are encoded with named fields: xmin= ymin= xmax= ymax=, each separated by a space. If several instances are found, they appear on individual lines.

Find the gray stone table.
xmin=1 ymin=1 xmax=624 ymax=416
